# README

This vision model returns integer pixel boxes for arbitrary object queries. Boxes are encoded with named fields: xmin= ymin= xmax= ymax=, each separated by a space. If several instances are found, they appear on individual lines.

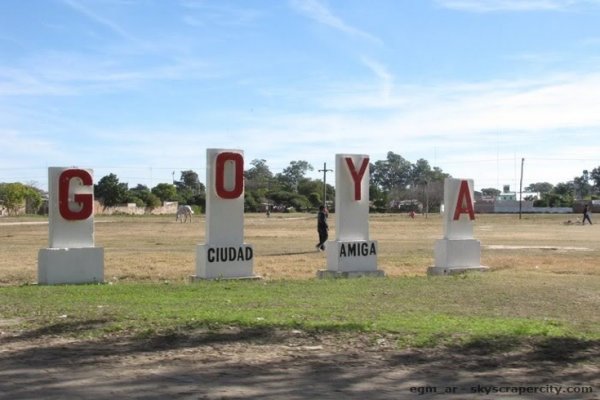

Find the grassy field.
xmin=0 ymin=214 xmax=600 ymax=344
xmin=1 ymin=212 xmax=599 ymax=283
xmin=0 ymin=213 xmax=599 ymax=345
xmin=1 ymin=213 xmax=597 ymax=400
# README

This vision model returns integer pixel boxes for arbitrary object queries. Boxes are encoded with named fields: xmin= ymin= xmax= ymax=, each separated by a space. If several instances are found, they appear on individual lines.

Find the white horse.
xmin=176 ymin=205 xmax=194 ymax=223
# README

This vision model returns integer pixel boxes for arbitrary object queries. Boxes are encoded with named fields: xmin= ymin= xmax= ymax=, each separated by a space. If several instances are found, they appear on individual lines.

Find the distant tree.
xmin=410 ymin=159 xmax=433 ymax=187
xmin=126 ymin=184 xmax=162 ymax=208
xmin=369 ymin=184 xmax=388 ymax=212
xmin=268 ymin=190 xmax=310 ymax=211
xmin=128 ymin=184 xmax=150 ymax=204
xmin=0 ymin=183 xmax=42 ymax=215
xmin=289 ymin=194 xmax=310 ymax=211
xmin=481 ymin=188 xmax=501 ymax=197
xmin=145 ymin=193 xmax=162 ymax=209
xmin=553 ymin=182 xmax=575 ymax=197
xmin=297 ymin=178 xmax=333 ymax=209
xmin=371 ymin=151 xmax=412 ymax=193
xmin=591 ymin=166 xmax=600 ymax=191
xmin=408 ymin=159 xmax=450 ymax=213
xmin=244 ymin=159 xmax=274 ymax=211
xmin=539 ymin=181 xmax=575 ymax=207
xmin=95 ymin=173 xmax=128 ymax=207
xmin=574 ymin=169 xmax=594 ymax=199
xmin=276 ymin=160 xmax=313 ymax=192
xmin=151 ymin=183 xmax=178 ymax=203
xmin=525 ymin=182 xmax=554 ymax=194
xmin=430 ymin=166 xmax=450 ymax=182
xmin=174 ymin=170 xmax=205 ymax=206
xmin=307 ymin=192 xmax=321 ymax=208
xmin=178 ymin=170 xmax=204 ymax=195
xmin=540 ymin=192 xmax=572 ymax=207
xmin=244 ymin=191 xmax=261 ymax=212
xmin=245 ymin=159 xmax=273 ymax=189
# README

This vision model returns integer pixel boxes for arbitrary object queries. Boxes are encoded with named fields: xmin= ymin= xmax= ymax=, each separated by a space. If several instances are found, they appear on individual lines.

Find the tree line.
xmin=3 ymin=156 xmax=600 ymax=215
xmin=91 ymin=153 xmax=451 ymax=214
xmin=480 ymin=168 xmax=600 ymax=207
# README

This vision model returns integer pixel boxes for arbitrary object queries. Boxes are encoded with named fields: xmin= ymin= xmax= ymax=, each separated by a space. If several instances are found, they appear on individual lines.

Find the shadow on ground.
xmin=0 ymin=324 xmax=598 ymax=399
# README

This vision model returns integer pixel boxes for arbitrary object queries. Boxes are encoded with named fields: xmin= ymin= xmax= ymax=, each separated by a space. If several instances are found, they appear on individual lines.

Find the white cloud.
xmin=311 ymin=71 xmax=600 ymax=136
xmin=360 ymin=57 xmax=394 ymax=101
xmin=234 ymin=69 xmax=600 ymax=188
xmin=0 ymin=52 xmax=219 ymax=97
xmin=181 ymin=2 xmax=263 ymax=27
xmin=4 ymin=60 xmax=600 ymax=190
xmin=290 ymin=0 xmax=383 ymax=45
xmin=436 ymin=0 xmax=600 ymax=12
xmin=61 ymin=0 xmax=141 ymax=43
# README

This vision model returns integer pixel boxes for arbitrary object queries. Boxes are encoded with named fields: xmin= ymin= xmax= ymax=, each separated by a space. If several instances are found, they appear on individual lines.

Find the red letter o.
xmin=215 ymin=152 xmax=244 ymax=199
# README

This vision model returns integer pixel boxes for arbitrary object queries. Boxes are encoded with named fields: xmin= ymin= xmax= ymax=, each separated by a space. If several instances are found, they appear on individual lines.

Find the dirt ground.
xmin=1 ymin=216 xmax=599 ymax=398
xmin=1 ymin=327 xmax=598 ymax=400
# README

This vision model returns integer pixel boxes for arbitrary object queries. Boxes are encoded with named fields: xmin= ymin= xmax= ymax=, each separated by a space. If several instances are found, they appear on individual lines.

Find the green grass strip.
xmin=1 ymin=275 xmax=598 ymax=347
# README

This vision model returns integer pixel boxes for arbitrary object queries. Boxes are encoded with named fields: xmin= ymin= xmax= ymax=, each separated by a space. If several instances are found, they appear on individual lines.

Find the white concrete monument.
xmin=318 ymin=154 xmax=384 ymax=278
xmin=193 ymin=149 xmax=256 ymax=279
xmin=428 ymin=178 xmax=488 ymax=275
xmin=38 ymin=167 xmax=104 ymax=284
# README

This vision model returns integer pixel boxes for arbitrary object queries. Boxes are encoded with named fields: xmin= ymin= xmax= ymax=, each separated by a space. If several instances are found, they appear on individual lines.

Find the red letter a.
xmin=453 ymin=180 xmax=475 ymax=221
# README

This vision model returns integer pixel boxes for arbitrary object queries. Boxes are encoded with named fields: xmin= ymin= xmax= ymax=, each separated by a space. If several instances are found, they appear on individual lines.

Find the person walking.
xmin=315 ymin=205 xmax=329 ymax=251
xmin=582 ymin=204 xmax=593 ymax=225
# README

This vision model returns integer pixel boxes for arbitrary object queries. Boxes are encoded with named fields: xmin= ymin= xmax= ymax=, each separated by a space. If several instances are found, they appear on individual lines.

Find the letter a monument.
xmin=38 ymin=167 xmax=104 ymax=284
xmin=428 ymin=178 xmax=488 ymax=275
xmin=318 ymin=154 xmax=384 ymax=278
xmin=193 ymin=149 xmax=257 ymax=279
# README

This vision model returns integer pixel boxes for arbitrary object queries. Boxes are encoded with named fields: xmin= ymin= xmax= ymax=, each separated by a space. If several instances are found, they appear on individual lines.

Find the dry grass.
xmin=1 ymin=213 xmax=599 ymax=284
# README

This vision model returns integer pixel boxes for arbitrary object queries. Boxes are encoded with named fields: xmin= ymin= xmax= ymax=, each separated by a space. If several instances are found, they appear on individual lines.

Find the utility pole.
xmin=266 ymin=178 xmax=271 ymax=217
xmin=519 ymin=158 xmax=524 ymax=220
xmin=319 ymin=162 xmax=333 ymax=208
xmin=424 ymin=180 xmax=429 ymax=218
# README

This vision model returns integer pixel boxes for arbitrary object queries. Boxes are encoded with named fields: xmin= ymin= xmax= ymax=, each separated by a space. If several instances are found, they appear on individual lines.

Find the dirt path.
xmin=1 ymin=328 xmax=598 ymax=399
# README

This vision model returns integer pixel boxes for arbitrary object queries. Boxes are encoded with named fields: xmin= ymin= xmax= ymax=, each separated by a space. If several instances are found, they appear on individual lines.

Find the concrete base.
xmin=326 ymin=240 xmax=378 ymax=272
xmin=317 ymin=269 xmax=385 ymax=279
xmin=429 ymin=238 xmax=487 ymax=276
xmin=434 ymin=238 xmax=481 ymax=267
xmin=195 ymin=243 xmax=255 ymax=279
xmin=38 ymin=247 xmax=104 ymax=285
xmin=189 ymin=275 xmax=262 ymax=282
xmin=427 ymin=266 xmax=490 ymax=276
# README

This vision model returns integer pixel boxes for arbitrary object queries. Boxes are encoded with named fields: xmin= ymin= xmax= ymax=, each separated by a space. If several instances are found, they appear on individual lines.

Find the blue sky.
xmin=2 ymin=0 xmax=600 ymax=192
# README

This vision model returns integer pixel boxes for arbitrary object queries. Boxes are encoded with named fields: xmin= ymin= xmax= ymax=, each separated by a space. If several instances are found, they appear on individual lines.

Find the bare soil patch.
xmin=1 ymin=327 xmax=598 ymax=399
xmin=1 ymin=214 xmax=599 ymax=398
xmin=2 ymin=213 xmax=600 ymax=283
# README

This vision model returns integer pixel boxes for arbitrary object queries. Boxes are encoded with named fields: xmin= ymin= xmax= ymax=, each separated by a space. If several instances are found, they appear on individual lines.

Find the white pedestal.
xmin=38 ymin=247 xmax=104 ymax=285
xmin=318 ymin=240 xmax=384 ymax=278
xmin=428 ymin=239 xmax=488 ymax=275
xmin=193 ymin=243 xmax=257 ymax=280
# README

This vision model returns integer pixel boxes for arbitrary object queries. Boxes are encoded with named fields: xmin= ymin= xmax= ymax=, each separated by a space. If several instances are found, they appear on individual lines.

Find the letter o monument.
xmin=193 ymin=149 xmax=257 ymax=280
xmin=427 ymin=178 xmax=488 ymax=275
xmin=38 ymin=167 xmax=104 ymax=284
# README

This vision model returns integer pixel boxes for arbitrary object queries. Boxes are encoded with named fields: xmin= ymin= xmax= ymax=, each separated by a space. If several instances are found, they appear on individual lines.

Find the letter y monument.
xmin=317 ymin=154 xmax=384 ymax=278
